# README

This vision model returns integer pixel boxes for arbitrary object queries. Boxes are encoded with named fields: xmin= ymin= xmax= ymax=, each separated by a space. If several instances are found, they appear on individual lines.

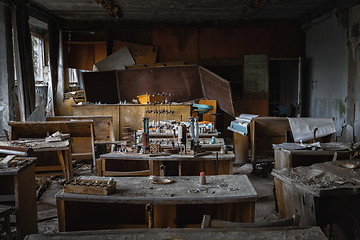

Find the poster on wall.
xmin=244 ymin=55 xmax=268 ymax=93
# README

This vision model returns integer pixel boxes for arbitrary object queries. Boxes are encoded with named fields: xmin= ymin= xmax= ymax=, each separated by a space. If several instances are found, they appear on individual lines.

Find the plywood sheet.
xmin=199 ymin=67 xmax=234 ymax=117
xmin=113 ymin=40 xmax=157 ymax=64
xmin=95 ymin=47 xmax=135 ymax=71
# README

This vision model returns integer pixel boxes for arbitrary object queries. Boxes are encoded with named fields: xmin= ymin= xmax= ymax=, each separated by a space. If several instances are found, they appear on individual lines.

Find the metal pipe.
xmin=194 ymin=117 xmax=200 ymax=146
xmin=189 ymin=117 xmax=194 ymax=140
xmin=0 ymin=149 xmax=28 ymax=156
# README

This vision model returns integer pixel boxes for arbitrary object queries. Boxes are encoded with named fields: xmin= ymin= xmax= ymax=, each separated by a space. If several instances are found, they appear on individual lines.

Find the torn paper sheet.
xmin=288 ymin=118 xmax=336 ymax=142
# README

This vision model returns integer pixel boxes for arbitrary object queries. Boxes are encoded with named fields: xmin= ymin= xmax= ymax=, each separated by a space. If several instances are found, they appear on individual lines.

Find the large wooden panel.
xmin=46 ymin=116 xmax=115 ymax=142
xmin=72 ymin=105 xmax=120 ymax=140
xmin=72 ymin=104 xmax=191 ymax=140
xmin=117 ymin=66 xmax=203 ymax=103
xmin=83 ymin=71 xmax=120 ymax=104
xmin=9 ymin=121 xmax=93 ymax=139
xmin=199 ymin=67 xmax=234 ymax=117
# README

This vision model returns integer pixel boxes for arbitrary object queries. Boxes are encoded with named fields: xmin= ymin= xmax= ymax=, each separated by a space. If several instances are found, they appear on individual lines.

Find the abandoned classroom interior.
xmin=1 ymin=0 xmax=360 ymax=239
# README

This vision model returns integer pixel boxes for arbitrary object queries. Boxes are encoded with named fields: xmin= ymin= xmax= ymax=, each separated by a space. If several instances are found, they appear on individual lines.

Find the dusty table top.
xmin=272 ymin=159 xmax=360 ymax=197
xmin=273 ymin=142 xmax=358 ymax=155
xmin=56 ymin=175 xmax=257 ymax=204
xmin=0 ymin=139 xmax=70 ymax=152
xmin=100 ymin=152 xmax=235 ymax=161
xmin=24 ymin=227 xmax=327 ymax=240
xmin=0 ymin=157 xmax=36 ymax=175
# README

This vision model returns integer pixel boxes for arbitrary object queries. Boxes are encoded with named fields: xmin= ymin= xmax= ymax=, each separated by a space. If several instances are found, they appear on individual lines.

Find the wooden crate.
xmin=64 ymin=179 xmax=116 ymax=195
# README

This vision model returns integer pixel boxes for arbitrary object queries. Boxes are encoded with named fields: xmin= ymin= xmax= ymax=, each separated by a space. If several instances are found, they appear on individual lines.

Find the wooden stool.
xmin=0 ymin=205 xmax=13 ymax=240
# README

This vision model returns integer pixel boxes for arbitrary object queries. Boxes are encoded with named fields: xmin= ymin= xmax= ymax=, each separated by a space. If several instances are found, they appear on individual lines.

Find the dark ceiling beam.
xmin=243 ymin=0 xmax=267 ymax=20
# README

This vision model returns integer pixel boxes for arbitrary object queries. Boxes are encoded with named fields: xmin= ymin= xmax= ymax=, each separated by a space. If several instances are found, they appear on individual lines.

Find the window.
xmin=31 ymin=34 xmax=45 ymax=84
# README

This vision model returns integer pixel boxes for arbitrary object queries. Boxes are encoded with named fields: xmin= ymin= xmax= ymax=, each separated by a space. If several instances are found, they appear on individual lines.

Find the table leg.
xmin=57 ymin=150 xmax=67 ymax=181
xmin=56 ymin=199 xmax=66 ymax=232
xmin=15 ymin=163 xmax=38 ymax=239
xmin=65 ymin=149 xmax=73 ymax=180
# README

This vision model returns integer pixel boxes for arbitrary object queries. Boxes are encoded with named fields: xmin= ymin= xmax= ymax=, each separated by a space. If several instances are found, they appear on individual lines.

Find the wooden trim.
xmin=35 ymin=166 xmax=62 ymax=171
xmin=102 ymin=170 xmax=150 ymax=177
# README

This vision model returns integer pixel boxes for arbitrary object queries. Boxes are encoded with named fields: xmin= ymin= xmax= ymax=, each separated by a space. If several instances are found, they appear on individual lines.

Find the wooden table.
xmin=25 ymin=227 xmax=327 ymax=240
xmin=0 ymin=157 xmax=37 ymax=239
xmin=273 ymin=143 xmax=357 ymax=170
xmin=272 ymin=160 xmax=360 ymax=239
xmin=56 ymin=175 xmax=257 ymax=231
xmin=0 ymin=140 xmax=73 ymax=181
xmin=98 ymin=152 xmax=234 ymax=176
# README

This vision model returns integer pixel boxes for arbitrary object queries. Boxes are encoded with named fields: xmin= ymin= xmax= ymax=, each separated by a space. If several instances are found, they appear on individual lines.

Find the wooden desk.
xmin=99 ymin=152 xmax=234 ymax=176
xmin=272 ymin=160 xmax=360 ymax=239
xmin=56 ymin=175 xmax=257 ymax=231
xmin=25 ymin=227 xmax=327 ymax=240
xmin=250 ymin=117 xmax=290 ymax=165
xmin=274 ymin=143 xmax=357 ymax=170
xmin=0 ymin=140 xmax=72 ymax=181
xmin=0 ymin=157 xmax=37 ymax=239
xmin=8 ymin=121 xmax=95 ymax=167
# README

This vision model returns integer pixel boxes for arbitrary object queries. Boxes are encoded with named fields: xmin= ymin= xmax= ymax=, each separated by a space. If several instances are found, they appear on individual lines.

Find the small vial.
xmin=200 ymin=172 xmax=206 ymax=185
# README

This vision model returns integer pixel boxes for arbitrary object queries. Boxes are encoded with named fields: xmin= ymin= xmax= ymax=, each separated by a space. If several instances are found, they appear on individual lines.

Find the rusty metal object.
xmin=145 ymin=203 xmax=154 ymax=228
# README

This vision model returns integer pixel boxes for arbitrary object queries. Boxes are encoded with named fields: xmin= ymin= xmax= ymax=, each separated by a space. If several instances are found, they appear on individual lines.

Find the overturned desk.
xmin=0 ymin=157 xmax=37 ymax=239
xmin=273 ymin=142 xmax=358 ymax=170
xmin=98 ymin=152 xmax=234 ymax=176
xmin=56 ymin=175 xmax=257 ymax=231
xmin=0 ymin=139 xmax=72 ymax=181
xmin=273 ymin=160 xmax=360 ymax=239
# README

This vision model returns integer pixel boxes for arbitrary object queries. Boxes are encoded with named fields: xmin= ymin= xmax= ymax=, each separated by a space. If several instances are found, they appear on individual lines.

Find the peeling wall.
xmin=305 ymin=15 xmax=348 ymax=137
